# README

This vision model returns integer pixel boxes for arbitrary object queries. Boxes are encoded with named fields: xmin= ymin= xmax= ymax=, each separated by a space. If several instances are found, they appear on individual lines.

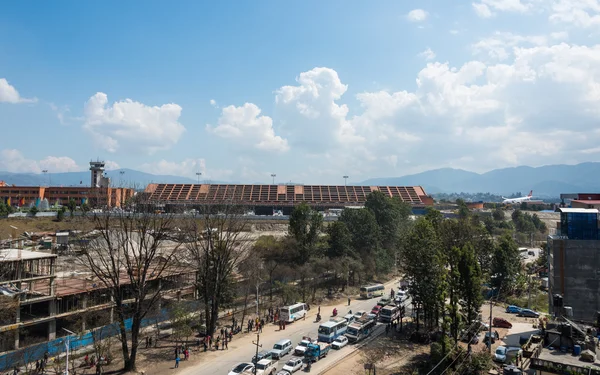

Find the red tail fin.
xmin=528 ymin=190 xmax=533 ymax=197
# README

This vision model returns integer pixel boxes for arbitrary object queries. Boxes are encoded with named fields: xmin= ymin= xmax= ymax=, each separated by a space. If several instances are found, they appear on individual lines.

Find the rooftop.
xmin=555 ymin=207 xmax=599 ymax=214
xmin=0 ymin=249 xmax=57 ymax=262
xmin=534 ymin=347 xmax=600 ymax=372
xmin=572 ymin=200 xmax=600 ymax=205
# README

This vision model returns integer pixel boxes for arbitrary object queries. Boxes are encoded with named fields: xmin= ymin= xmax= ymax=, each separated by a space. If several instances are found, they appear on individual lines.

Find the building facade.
xmin=0 ymin=186 xmax=134 ymax=209
xmin=548 ymin=207 xmax=600 ymax=322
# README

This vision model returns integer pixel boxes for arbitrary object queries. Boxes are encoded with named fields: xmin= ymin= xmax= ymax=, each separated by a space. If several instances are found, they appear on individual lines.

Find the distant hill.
xmin=0 ymin=168 xmax=204 ymax=189
xmin=361 ymin=162 xmax=600 ymax=197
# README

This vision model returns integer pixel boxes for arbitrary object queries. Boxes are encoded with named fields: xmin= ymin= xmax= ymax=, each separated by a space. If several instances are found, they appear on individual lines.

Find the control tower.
xmin=90 ymin=160 xmax=110 ymax=188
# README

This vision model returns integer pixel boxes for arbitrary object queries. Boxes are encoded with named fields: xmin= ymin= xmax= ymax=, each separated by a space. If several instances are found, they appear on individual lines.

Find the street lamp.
xmin=343 ymin=175 xmax=349 ymax=186
xmin=42 ymin=170 xmax=49 ymax=187
xmin=62 ymin=328 xmax=76 ymax=375
xmin=271 ymin=173 xmax=276 ymax=185
xmin=196 ymin=172 xmax=202 ymax=184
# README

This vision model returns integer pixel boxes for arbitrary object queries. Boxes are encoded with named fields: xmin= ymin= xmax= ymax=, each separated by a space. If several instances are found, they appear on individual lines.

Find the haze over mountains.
xmin=1 ymin=163 xmax=599 ymax=197
xmin=361 ymin=162 xmax=600 ymax=197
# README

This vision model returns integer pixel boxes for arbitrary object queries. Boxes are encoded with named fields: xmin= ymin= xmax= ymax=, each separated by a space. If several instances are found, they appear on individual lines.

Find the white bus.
xmin=360 ymin=284 xmax=385 ymax=299
xmin=318 ymin=318 xmax=348 ymax=343
xmin=279 ymin=302 xmax=308 ymax=323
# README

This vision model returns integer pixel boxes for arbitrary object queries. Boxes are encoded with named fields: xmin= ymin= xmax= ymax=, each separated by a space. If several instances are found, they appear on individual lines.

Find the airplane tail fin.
xmin=528 ymin=190 xmax=533 ymax=197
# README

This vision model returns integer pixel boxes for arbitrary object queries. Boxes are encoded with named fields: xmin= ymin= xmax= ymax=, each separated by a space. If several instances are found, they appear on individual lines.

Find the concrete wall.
xmin=549 ymin=238 xmax=600 ymax=322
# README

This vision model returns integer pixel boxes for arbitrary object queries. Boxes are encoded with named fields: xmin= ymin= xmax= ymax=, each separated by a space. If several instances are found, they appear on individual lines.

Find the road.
xmin=179 ymin=280 xmax=411 ymax=375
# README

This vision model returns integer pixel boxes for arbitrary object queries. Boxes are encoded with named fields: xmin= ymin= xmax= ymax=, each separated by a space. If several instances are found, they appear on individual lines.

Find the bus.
xmin=279 ymin=302 xmax=308 ymax=323
xmin=360 ymin=284 xmax=385 ymax=299
xmin=318 ymin=318 xmax=348 ymax=343
xmin=379 ymin=305 xmax=400 ymax=323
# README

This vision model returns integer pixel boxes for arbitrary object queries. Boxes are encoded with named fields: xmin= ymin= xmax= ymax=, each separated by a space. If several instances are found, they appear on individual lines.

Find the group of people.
xmin=247 ymin=317 xmax=265 ymax=333
xmin=174 ymin=344 xmax=191 ymax=368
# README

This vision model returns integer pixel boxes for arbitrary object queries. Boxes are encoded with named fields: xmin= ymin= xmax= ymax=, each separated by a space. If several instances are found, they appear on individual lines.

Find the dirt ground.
xmin=0 ymin=216 xmax=97 ymax=239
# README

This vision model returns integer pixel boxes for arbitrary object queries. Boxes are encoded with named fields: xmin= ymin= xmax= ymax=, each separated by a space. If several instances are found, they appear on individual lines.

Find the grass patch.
xmin=506 ymin=291 xmax=549 ymax=313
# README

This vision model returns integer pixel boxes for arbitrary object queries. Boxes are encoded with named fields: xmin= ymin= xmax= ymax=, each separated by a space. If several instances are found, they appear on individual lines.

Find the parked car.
xmin=252 ymin=350 xmax=273 ymax=364
xmin=493 ymin=317 xmax=513 ymax=329
xmin=229 ymin=363 xmax=255 ymax=375
xmin=253 ymin=359 xmax=278 ymax=375
xmin=353 ymin=310 xmax=367 ymax=320
xmin=282 ymin=357 xmax=303 ymax=373
xmin=484 ymin=331 xmax=500 ymax=344
xmin=332 ymin=336 xmax=348 ymax=349
xmin=395 ymin=290 xmax=407 ymax=304
xmin=461 ymin=333 xmax=480 ymax=344
xmin=270 ymin=339 xmax=293 ymax=359
xmin=494 ymin=346 xmax=522 ymax=363
xmin=371 ymin=305 xmax=383 ymax=316
xmin=506 ymin=305 xmax=522 ymax=314
xmin=276 ymin=371 xmax=291 ymax=375
xmin=518 ymin=309 xmax=540 ymax=318
xmin=377 ymin=297 xmax=392 ymax=307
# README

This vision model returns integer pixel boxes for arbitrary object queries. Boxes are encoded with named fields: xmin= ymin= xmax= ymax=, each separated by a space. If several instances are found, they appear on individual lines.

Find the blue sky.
xmin=1 ymin=0 xmax=600 ymax=184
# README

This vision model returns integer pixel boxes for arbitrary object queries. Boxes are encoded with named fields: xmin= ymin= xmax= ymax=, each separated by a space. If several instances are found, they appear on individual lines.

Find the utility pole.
xmin=63 ymin=328 xmax=76 ymax=375
xmin=488 ymin=297 xmax=493 ymax=354
xmin=343 ymin=175 xmax=348 ymax=186
xmin=252 ymin=333 xmax=262 ymax=375
xmin=271 ymin=173 xmax=276 ymax=185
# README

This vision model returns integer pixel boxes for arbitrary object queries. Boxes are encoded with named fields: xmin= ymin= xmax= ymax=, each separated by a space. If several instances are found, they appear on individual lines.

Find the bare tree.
xmin=76 ymin=208 xmax=182 ymax=371
xmin=183 ymin=203 xmax=251 ymax=338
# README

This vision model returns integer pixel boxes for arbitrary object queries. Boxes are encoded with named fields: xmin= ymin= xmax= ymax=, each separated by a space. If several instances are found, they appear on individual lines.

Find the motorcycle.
xmin=332 ymin=308 xmax=338 ymax=317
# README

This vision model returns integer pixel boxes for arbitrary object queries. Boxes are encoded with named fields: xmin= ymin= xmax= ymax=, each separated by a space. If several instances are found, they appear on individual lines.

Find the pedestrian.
xmin=283 ymin=320 xmax=286 ymax=330
xmin=229 ymin=330 xmax=233 ymax=341
xmin=43 ymin=352 xmax=48 ymax=364
xmin=225 ymin=337 xmax=228 ymax=350
xmin=146 ymin=336 xmax=149 ymax=348
xmin=149 ymin=336 xmax=153 ymax=347
xmin=175 ymin=355 xmax=180 ymax=368
xmin=35 ymin=360 xmax=40 ymax=372
xmin=220 ymin=328 xmax=224 ymax=337
xmin=318 ymin=306 xmax=320 ymax=315
xmin=348 ymin=296 xmax=351 ymax=306
xmin=203 ymin=341 xmax=207 ymax=352
xmin=185 ymin=348 xmax=189 ymax=360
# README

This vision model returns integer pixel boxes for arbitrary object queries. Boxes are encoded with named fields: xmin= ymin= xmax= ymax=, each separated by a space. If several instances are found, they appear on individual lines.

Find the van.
xmin=270 ymin=339 xmax=292 ymax=359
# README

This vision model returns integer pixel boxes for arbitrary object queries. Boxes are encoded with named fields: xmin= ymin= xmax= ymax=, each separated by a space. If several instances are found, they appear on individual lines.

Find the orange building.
xmin=0 ymin=185 xmax=134 ymax=208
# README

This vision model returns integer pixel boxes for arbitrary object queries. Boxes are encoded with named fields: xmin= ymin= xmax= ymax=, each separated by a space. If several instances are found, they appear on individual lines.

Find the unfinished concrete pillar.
xmin=14 ymin=308 xmax=20 ymax=349
xmin=48 ymin=301 xmax=57 ymax=340
xmin=82 ymin=293 xmax=88 ymax=332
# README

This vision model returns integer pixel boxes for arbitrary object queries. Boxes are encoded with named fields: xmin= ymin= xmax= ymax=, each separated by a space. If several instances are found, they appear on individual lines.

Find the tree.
xmin=401 ymin=218 xmax=444 ymax=330
xmin=238 ymin=253 xmax=264 ymax=329
xmin=254 ymin=236 xmax=285 ymax=301
xmin=56 ymin=207 xmax=66 ymax=222
xmin=326 ymin=221 xmax=352 ymax=259
xmin=492 ymin=207 xmax=505 ymax=221
xmin=81 ymin=203 xmax=90 ymax=217
xmin=339 ymin=208 xmax=380 ymax=278
xmin=184 ymin=204 xmax=250 ymax=338
xmin=288 ymin=203 xmax=323 ymax=264
xmin=77 ymin=209 xmax=182 ymax=371
xmin=170 ymin=302 xmax=195 ymax=345
xmin=29 ymin=205 xmax=38 ymax=216
xmin=67 ymin=198 xmax=77 ymax=218
xmin=456 ymin=199 xmax=470 ymax=220
xmin=491 ymin=233 xmax=520 ymax=295
xmin=458 ymin=243 xmax=484 ymax=325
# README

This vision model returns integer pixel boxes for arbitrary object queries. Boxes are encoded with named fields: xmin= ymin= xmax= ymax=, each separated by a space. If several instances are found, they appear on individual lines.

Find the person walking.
xmin=225 ymin=337 xmax=229 ymax=350
xmin=348 ymin=296 xmax=351 ymax=306
xmin=175 ymin=355 xmax=180 ymax=368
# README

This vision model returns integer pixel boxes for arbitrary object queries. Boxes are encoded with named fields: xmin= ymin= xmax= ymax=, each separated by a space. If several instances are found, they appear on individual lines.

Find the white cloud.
xmin=83 ymin=92 xmax=185 ymax=154
xmin=49 ymin=103 xmax=71 ymax=125
xmin=473 ymin=3 xmax=494 ymax=17
xmin=472 ymin=32 xmax=548 ymax=61
xmin=104 ymin=160 xmax=120 ymax=170
xmin=407 ymin=9 xmax=429 ymax=22
xmin=139 ymin=158 xmax=234 ymax=181
xmin=0 ymin=150 xmax=79 ymax=173
xmin=550 ymin=0 xmax=600 ymax=28
xmin=418 ymin=48 xmax=437 ymax=61
xmin=0 ymin=78 xmax=37 ymax=104
xmin=207 ymin=103 xmax=289 ymax=152
xmin=209 ymin=99 xmax=218 ymax=108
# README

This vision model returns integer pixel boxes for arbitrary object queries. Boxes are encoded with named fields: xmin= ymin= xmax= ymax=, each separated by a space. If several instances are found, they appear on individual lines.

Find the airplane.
xmin=502 ymin=191 xmax=533 ymax=204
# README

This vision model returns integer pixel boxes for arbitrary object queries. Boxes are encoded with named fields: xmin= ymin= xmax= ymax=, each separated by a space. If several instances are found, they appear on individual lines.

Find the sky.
xmin=1 ymin=0 xmax=600 ymax=185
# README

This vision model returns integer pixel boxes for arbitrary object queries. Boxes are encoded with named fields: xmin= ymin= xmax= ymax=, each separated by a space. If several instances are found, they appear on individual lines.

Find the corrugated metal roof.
xmin=556 ymin=207 xmax=599 ymax=214
xmin=572 ymin=200 xmax=600 ymax=204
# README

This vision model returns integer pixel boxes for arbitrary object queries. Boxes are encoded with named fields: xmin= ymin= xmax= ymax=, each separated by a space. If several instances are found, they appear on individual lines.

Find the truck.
xmin=345 ymin=316 xmax=377 ymax=343
xmin=379 ymin=305 xmax=401 ymax=323
xmin=304 ymin=342 xmax=330 ymax=362
xmin=294 ymin=336 xmax=314 ymax=356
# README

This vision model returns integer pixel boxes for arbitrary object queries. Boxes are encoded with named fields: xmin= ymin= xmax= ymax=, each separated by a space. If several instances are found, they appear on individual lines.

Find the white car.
xmin=282 ymin=357 xmax=303 ymax=373
xmin=229 ymin=362 xmax=255 ymax=375
xmin=395 ymin=290 xmax=407 ymax=303
xmin=331 ymin=336 xmax=348 ymax=349
xmin=252 ymin=359 xmax=278 ymax=375
xmin=353 ymin=310 xmax=367 ymax=320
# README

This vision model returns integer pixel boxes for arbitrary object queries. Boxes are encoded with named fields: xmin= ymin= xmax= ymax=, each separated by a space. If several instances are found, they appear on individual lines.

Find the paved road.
xmin=179 ymin=280 xmax=412 ymax=375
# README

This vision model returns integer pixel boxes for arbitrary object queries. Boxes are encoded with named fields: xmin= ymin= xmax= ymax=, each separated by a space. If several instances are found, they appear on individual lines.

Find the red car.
xmin=493 ymin=317 xmax=513 ymax=329
xmin=371 ymin=305 xmax=382 ymax=316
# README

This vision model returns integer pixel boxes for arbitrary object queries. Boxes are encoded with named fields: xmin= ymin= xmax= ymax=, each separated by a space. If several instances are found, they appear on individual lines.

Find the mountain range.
xmin=360 ymin=162 xmax=600 ymax=197
xmin=1 ymin=162 xmax=599 ymax=197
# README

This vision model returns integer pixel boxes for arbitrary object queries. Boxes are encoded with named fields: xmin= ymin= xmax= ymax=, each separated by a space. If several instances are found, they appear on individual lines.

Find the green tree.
xmin=339 ymin=208 xmax=380 ymax=278
xmin=456 ymin=199 xmax=470 ymax=220
xmin=288 ymin=203 xmax=323 ymax=264
xmin=491 ymin=233 xmax=520 ymax=294
xmin=29 ymin=205 xmax=38 ymax=216
xmin=492 ymin=207 xmax=505 ymax=221
xmin=326 ymin=221 xmax=352 ymax=259
xmin=57 ymin=207 xmax=66 ymax=222
xmin=169 ymin=302 xmax=194 ymax=345
xmin=401 ymin=218 xmax=444 ymax=330
xmin=425 ymin=207 xmax=444 ymax=231
xmin=458 ymin=243 xmax=484 ymax=325
xmin=81 ymin=203 xmax=90 ymax=217
xmin=67 ymin=198 xmax=77 ymax=218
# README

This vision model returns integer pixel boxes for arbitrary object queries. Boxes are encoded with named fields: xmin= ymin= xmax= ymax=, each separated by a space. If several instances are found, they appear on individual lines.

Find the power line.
xmin=425 ymin=319 xmax=481 ymax=375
